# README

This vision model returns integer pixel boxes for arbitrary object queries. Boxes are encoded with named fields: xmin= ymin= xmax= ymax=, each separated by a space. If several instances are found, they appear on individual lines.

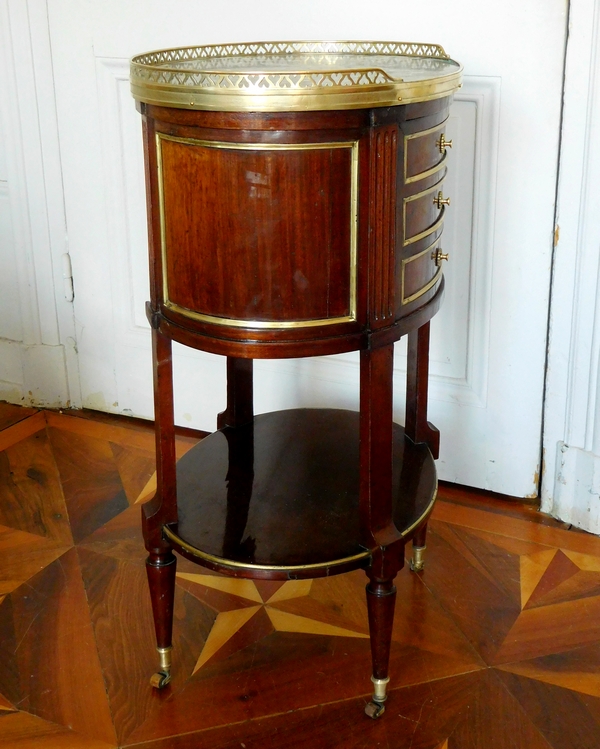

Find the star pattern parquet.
xmin=1 ymin=403 xmax=600 ymax=747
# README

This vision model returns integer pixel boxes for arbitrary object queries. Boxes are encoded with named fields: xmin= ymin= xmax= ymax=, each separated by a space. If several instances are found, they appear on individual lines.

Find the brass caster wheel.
xmin=365 ymin=700 xmax=386 ymax=719
xmin=409 ymin=544 xmax=426 ymax=572
xmin=150 ymin=670 xmax=171 ymax=689
xmin=150 ymin=645 xmax=172 ymax=689
xmin=365 ymin=675 xmax=389 ymax=718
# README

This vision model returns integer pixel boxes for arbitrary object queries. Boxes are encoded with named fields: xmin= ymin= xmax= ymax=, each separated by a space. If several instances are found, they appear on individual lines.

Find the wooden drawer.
xmin=403 ymin=177 xmax=449 ymax=246
xmin=400 ymin=238 xmax=443 ymax=306
xmin=404 ymin=120 xmax=449 ymax=184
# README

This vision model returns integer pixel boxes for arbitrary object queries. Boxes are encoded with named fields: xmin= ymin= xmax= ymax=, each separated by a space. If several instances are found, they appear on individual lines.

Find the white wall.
xmin=542 ymin=0 xmax=600 ymax=534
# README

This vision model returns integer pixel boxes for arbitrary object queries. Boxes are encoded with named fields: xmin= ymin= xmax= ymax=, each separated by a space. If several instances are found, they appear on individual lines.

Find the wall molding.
xmin=553 ymin=442 xmax=600 ymax=533
xmin=407 ymin=76 xmax=500 ymax=409
xmin=543 ymin=0 xmax=600 ymax=533
xmin=96 ymin=56 xmax=151 ymax=345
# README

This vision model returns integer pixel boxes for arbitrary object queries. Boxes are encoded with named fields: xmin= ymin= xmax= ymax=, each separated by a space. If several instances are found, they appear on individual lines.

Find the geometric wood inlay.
xmin=266 ymin=607 xmax=369 ymax=638
xmin=497 ymin=642 xmax=600 ymax=699
xmin=3 ymin=402 xmax=600 ymax=748
xmin=134 ymin=472 xmax=156 ymax=504
xmin=176 ymin=572 xmax=263 ymax=603
xmin=0 ymin=411 xmax=45 ymax=452
xmin=520 ymin=549 xmax=558 ymax=609
xmin=524 ymin=550 xmax=580 ymax=609
xmin=186 ymin=576 xmax=368 ymax=674
xmin=193 ymin=606 xmax=261 ymax=672
xmin=0 ymin=690 xmax=15 ymax=711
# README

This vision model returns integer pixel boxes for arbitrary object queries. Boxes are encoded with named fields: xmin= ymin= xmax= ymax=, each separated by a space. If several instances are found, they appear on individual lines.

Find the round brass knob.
xmin=432 ymin=248 xmax=449 ymax=266
xmin=437 ymin=134 xmax=453 ymax=153
xmin=433 ymin=191 xmax=451 ymax=209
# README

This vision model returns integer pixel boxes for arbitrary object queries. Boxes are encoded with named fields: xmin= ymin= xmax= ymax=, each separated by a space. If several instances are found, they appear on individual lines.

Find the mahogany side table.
xmin=130 ymin=41 xmax=462 ymax=718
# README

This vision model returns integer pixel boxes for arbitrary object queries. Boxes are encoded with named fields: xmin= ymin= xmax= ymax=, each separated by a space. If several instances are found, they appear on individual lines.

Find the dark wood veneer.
xmin=161 ymin=138 xmax=353 ymax=324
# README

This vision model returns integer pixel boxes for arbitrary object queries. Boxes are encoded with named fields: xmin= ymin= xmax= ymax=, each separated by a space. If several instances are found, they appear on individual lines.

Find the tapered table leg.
xmin=147 ymin=550 xmax=177 ymax=688
xmin=144 ymin=323 xmax=178 ymax=688
xmin=365 ymin=575 xmax=397 ymax=718
xmin=359 ymin=343 xmax=403 ymax=718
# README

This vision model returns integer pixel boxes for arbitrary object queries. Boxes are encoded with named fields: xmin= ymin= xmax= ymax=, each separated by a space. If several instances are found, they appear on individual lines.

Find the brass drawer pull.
xmin=436 ymin=134 xmax=453 ymax=153
xmin=433 ymin=191 xmax=450 ymax=209
xmin=432 ymin=248 xmax=449 ymax=266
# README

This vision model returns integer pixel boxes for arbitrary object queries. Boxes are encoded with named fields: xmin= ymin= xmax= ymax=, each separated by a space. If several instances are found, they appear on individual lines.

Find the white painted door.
xmin=47 ymin=0 xmax=567 ymax=497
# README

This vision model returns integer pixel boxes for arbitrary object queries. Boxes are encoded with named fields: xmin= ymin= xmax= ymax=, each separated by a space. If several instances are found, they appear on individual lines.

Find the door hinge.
xmin=62 ymin=252 xmax=74 ymax=302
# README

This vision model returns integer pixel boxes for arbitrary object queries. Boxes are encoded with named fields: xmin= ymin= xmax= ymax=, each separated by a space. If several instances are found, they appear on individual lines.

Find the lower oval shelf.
xmin=166 ymin=408 xmax=437 ymax=579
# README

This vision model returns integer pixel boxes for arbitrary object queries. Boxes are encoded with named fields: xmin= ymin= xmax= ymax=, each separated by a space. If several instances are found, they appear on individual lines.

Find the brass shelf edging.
xmin=162 ymin=484 xmax=437 ymax=575
xmin=156 ymin=133 xmax=358 ymax=330
xmin=163 ymin=524 xmax=372 ymax=573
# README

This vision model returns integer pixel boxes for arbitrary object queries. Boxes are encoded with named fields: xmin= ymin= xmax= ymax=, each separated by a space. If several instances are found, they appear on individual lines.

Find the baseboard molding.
xmin=551 ymin=442 xmax=600 ymax=534
xmin=0 ymin=340 xmax=70 ymax=407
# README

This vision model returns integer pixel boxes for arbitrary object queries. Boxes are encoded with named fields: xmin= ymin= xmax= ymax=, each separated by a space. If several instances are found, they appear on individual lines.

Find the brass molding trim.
xmin=398 ymin=483 xmax=438 ymax=539
xmin=401 ymin=237 xmax=443 ymax=305
xmin=404 ymin=210 xmax=446 ymax=247
xmin=404 ymin=119 xmax=448 ymax=184
xmin=405 ymin=152 xmax=447 ymax=185
xmin=156 ymin=133 xmax=358 ymax=330
xmin=163 ymin=524 xmax=371 ymax=572
xmin=404 ymin=173 xmax=446 ymax=203
xmin=131 ymin=40 xmax=462 ymax=112
xmin=162 ymin=482 xmax=437 ymax=574
xmin=403 ymin=175 xmax=447 ymax=246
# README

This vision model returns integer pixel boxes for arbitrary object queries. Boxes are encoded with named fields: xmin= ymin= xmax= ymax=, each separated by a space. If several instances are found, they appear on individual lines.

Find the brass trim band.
xmin=156 ymin=133 xmax=359 ymax=330
xmin=133 ymin=78 xmax=463 ymax=113
xmin=162 ymin=302 xmax=357 ymax=330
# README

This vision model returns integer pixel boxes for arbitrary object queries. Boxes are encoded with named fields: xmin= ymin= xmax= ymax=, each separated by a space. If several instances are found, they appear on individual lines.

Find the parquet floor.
xmin=1 ymin=402 xmax=600 ymax=748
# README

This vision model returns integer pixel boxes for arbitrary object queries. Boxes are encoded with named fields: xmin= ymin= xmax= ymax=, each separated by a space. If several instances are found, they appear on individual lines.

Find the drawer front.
xmin=403 ymin=177 xmax=449 ymax=246
xmin=401 ymin=237 xmax=443 ymax=306
xmin=157 ymin=133 xmax=358 ymax=330
xmin=404 ymin=120 xmax=449 ymax=184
